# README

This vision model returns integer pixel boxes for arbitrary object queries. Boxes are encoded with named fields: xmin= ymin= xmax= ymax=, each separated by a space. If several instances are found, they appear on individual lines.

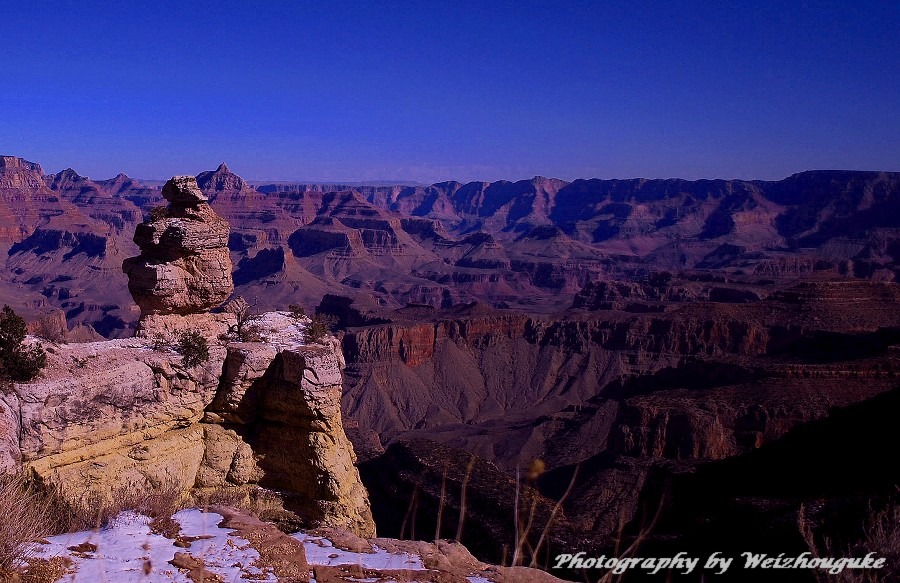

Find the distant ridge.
xmin=0 ymin=154 xmax=898 ymax=339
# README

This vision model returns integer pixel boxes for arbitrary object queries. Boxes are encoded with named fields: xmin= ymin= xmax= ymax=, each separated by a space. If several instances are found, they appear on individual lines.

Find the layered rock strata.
xmin=1 ymin=311 xmax=374 ymax=537
xmin=122 ymin=176 xmax=233 ymax=316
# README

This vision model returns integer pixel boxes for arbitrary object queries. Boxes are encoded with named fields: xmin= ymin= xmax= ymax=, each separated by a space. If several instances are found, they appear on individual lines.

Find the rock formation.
xmin=122 ymin=176 xmax=233 ymax=317
xmin=332 ymin=282 xmax=900 ymax=559
xmin=4 ymin=311 xmax=375 ymax=536
xmin=2 ymin=156 xmax=899 ymax=337
xmin=0 ymin=176 xmax=376 ymax=537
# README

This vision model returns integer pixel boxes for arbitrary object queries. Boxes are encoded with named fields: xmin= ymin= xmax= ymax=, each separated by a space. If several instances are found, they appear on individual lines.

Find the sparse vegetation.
xmin=31 ymin=317 xmax=67 ymax=344
xmin=0 ymin=472 xmax=191 ymax=579
xmin=287 ymin=304 xmax=307 ymax=319
xmin=149 ymin=332 xmax=170 ymax=352
xmin=303 ymin=314 xmax=336 ymax=344
xmin=224 ymin=296 xmax=262 ymax=342
xmin=176 ymin=330 xmax=209 ymax=368
xmin=70 ymin=356 xmax=89 ymax=369
xmin=800 ymin=498 xmax=900 ymax=583
xmin=193 ymin=486 xmax=285 ymax=522
xmin=239 ymin=324 xmax=264 ymax=342
xmin=0 ymin=473 xmax=53 ymax=573
xmin=0 ymin=305 xmax=47 ymax=385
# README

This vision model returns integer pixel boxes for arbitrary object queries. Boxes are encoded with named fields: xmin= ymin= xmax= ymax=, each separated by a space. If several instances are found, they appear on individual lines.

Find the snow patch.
xmin=28 ymin=510 xmax=278 ymax=582
xmin=293 ymin=533 xmax=426 ymax=570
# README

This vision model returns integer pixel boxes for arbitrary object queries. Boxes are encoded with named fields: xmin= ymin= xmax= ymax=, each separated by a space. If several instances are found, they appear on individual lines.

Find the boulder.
xmin=122 ymin=176 xmax=232 ymax=316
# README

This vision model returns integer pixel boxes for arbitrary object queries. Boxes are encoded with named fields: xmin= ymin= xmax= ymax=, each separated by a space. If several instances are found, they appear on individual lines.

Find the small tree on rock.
xmin=177 ymin=330 xmax=209 ymax=368
xmin=304 ymin=314 xmax=336 ymax=344
xmin=224 ymin=296 xmax=261 ymax=341
xmin=0 ymin=305 xmax=47 ymax=384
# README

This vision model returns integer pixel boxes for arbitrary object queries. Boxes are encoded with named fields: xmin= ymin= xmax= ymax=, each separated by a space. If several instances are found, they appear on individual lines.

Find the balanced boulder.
xmin=123 ymin=176 xmax=233 ymax=316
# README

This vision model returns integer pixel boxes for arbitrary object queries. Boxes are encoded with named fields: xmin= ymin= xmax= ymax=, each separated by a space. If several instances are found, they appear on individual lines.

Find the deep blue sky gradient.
xmin=2 ymin=1 xmax=898 ymax=182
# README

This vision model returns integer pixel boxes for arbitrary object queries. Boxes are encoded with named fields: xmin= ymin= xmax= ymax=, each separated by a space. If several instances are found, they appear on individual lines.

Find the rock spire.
xmin=123 ymin=176 xmax=233 ymax=316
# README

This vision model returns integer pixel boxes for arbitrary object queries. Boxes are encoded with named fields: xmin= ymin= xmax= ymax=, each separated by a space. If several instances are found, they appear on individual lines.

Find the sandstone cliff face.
xmin=340 ymin=304 xmax=777 ymax=465
xmin=3 ymin=311 xmax=375 ymax=537
xmin=123 ymin=176 xmax=233 ymax=316
xmin=0 ymin=156 xmax=45 ymax=189
xmin=203 ymin=327 xmax=375 ymax=535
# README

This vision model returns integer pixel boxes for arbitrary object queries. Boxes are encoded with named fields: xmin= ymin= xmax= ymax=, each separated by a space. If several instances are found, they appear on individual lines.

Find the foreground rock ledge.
xmin=1 ymin=311 xmax=375 ymax=537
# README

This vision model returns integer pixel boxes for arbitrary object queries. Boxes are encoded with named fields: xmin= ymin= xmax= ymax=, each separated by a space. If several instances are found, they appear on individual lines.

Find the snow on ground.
xmin=26 ymin=509 xmax=496 ymax=583
xmin=293 ymin=533 xmax=425 ymax=570
xmin=246 ymin=311 xmax=308 ymax=350
xmin=28 ymin=510 xmax=275 ymax=582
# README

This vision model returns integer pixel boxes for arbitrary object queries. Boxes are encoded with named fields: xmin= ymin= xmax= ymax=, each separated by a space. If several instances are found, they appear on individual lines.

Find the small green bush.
xmin=288 ymin=304 xmax=307 ymax=319
xmin=304 ymin=314 xmax=336 ymax=344
xmin=176 ymin=330 xmax=209 ymax=368
xmin=149 ymin=205 xmax=169 ymax=221
xmin=0 ymin=305 xmax=46 ymax=383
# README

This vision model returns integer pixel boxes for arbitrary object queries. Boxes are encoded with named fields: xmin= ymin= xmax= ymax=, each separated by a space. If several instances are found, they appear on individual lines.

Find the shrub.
xmin=288 ymin=304 xmax=307 ymax=319
xmin=149 ymin=205 xmax=169 ymax=221
xmin=304 ymin=314 xmax=336 ymax=344
xmin=0 ymin=473 xmax=53 ymax=572
xmin=224 ymin=296 xmax=260 ymax=341
xmin=240 ymin=324 xmax=264 ymax=342
xmin=31 ymin=317 xmax=68 ymax=344
xmin=176 ymin=331 xmax=209 ymax=368
xmin=801 ymin=499 xmax=900 ymax=583
xmin=148 ymin=332 xmax=170 ymax=352
xmin=0 ymin=305 xmax=47 ymax=383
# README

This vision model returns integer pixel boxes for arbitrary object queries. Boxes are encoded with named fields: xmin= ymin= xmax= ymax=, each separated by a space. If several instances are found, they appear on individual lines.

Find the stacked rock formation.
xmin=123 ymin=176 xmax=233 ymax=316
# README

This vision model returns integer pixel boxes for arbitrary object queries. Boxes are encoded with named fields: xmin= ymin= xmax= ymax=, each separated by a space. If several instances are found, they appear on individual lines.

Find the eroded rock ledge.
xmin=0 ymin=311 xmax=375 ymax=537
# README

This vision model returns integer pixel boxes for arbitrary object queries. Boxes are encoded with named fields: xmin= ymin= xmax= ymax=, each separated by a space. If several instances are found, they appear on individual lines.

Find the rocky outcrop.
xmin=4 ymin=311 xmax=374 ymax=537
xmin=123 ymin=176 xmax=233 ymax=316
xmin=14 ymin=322 xmax=228 ymax=503
xmin=572 ymin=279 xmax=694 ymax=311
xmin=204 ymin=325 xmax=375 ymax=535
xmin=0 ymin=156 xmax=46 ymax=189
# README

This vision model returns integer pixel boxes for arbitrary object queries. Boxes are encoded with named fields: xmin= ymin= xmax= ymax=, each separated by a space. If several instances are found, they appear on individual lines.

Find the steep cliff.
xmin=2 ymin=311 xmax=375 ymax=537
xmin=338 ymin=282 xmax=900 ymax=560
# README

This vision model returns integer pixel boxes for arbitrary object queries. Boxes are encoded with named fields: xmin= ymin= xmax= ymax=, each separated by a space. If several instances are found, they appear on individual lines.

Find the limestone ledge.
xmin=4 ymin=311 xmax=375 ymax=537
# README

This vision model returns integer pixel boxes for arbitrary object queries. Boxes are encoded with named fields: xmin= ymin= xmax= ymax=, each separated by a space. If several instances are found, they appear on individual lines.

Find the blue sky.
xmin=1 ymin=1 xmax=897 ymax=183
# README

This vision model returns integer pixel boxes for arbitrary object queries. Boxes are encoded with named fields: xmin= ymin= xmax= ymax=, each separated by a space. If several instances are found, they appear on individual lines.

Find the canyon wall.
xmin=2 ymin=157 xmax=899 ymax=338
xmin=336 ymin=281 xmax=900 ymax=558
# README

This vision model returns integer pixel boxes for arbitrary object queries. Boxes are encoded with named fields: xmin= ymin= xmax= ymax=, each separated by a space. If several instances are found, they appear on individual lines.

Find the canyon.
xmin=1 ymin=156 xmax=897 ymax=338
xmin=2 ymin=156 xmax=899 ymax=579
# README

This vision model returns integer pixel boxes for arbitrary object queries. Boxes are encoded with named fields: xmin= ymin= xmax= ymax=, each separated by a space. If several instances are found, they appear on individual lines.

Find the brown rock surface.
xmin=204 ymin=323 xmax=376 ymax=537
xmin=344 ymin=281 xmax=900 ymax=563
xmin=3 ymin=310 xmax=373 ymax=537
xmin=123 ymin=176 xmax=233 ymax=316
xmin=212 ymin=506 xmax=310 ymax=582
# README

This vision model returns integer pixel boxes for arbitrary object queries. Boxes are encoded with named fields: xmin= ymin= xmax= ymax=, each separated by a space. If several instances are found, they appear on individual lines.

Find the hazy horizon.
xmin=17 ymin=156 xmax=900 ymax=187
